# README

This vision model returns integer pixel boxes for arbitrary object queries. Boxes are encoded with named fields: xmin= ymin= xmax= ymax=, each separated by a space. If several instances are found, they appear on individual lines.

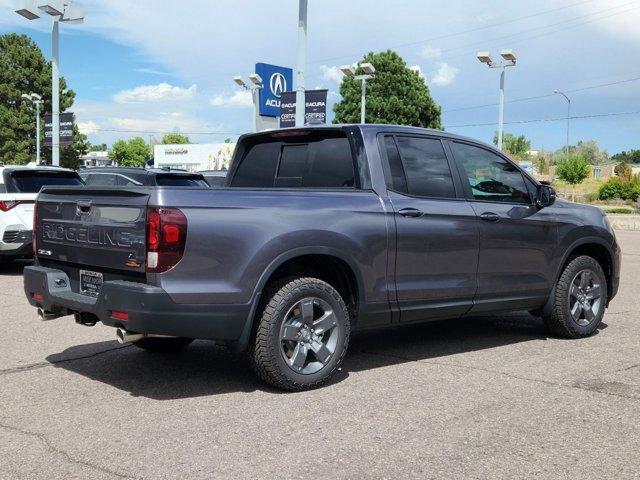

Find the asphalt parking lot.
xmin=0 ymin=232 xmax=638 ymax=479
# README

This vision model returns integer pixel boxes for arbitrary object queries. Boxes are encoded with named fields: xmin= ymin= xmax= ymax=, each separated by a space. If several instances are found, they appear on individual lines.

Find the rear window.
xmin=7 ymin=171 xmax=83 ymax=193
xmin=155 ymin=175 xmax=208 ymax=187
xmin=230 ymin=132 xmax=355 ymax=189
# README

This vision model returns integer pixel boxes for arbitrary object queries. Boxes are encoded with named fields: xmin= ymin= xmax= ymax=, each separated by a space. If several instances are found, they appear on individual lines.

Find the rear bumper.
xmin=0 ymin=241 xmax=32 ymax=256
xmin=23 ymin=266 xmax=252 ymax=344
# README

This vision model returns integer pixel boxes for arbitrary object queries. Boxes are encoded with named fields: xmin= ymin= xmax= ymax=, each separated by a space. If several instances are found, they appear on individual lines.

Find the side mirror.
xmin=536 ymin=184 xmax=556 ymax=209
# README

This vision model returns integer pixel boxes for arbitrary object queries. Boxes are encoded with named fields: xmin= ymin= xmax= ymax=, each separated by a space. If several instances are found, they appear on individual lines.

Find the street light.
xmin=15 ymin=0 xmax=84 ymax=166
xmin=554 ymin=89 xmax=571 ymax=157
xmin=476 ymin=49 xmax=517 ymax=151
xmin=341 ymin=63 xmax=376 ymax=124
xmin=21 ymin=93 xmax=43 ymax=165
xmin=233 ymin=74 xmax=262 ymax=133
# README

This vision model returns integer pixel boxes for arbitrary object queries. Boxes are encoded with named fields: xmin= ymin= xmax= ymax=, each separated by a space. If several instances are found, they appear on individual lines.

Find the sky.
xmin=1 ymin=0 xmax=640 ymax=154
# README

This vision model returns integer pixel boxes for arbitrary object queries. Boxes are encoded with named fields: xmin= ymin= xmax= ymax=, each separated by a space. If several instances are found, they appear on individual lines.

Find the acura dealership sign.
xmin=255 ymin=63 xmax=293 ymax=117
xmin=279 ymin=90 xmax=328 ymax=128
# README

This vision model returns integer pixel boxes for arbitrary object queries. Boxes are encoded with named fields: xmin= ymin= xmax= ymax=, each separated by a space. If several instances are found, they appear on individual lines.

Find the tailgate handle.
xmin=76 ymin=200 xmax=92 ymax=214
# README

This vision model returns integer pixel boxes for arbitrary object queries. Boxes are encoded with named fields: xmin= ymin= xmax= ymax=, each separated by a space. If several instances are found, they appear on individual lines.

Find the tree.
xmin=89 ymin=143 xmax=108 ymax=152
xmin=614 ymin=161 xmax=632 ymax=181
xmin=612 ymin=150 xmax=640 ymax=164
xmin=493 ymin=132 xmax=531 ymax=159
xmin=333 ymin=50 xmax=441 ymax=128
xmin=60 ymin=125 xmax=90 ymax=169
xmin=556 ymin=154 xmax=591 ymax=186
xmin=161 ymin=133 xmax=190 ymax=144
xmin=0 ymin=33 xmax=80 ymax=165
xmin=109 ymin=137 xmax=150 ymax=167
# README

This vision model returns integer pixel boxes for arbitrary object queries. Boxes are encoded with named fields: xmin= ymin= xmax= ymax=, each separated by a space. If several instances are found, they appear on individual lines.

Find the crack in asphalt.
xmin=0 ymin=422 xmax=136 ymax=479
xmin=355 ymin=349 xmax=639 ymax=402
xmin=0 ymin=344 xmax=131 ymax=377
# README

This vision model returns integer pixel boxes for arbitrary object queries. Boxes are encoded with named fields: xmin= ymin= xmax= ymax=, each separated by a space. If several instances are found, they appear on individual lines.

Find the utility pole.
xmin=295 ymin=0 xmax=308 ymax=127
xmin=52 ymin=17 xmax=60 ymax=166
xmin=21 ymin=93 xmax=43 ymax=165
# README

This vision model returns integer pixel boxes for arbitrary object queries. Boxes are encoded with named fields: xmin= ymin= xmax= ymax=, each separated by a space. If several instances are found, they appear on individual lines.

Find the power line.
xmin=444 ymin=110 xmax=640 ymax=128
xmin=444 ymin=75 xmax=640 ymax=113
xmin=94 ymin=128 xmax=243 ymax=136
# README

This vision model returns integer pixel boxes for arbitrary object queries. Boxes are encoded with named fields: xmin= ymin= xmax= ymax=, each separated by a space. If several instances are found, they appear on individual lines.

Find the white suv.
xmin=0 ymin=165 xmax=83 ymax=263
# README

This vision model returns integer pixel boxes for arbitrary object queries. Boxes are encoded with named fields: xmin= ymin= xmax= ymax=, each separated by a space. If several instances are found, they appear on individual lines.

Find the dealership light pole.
xmin=21 ymin=93 xmax=43 ymax=165
xmin=554 ymin=89 xmax=571 ymax=157
xmin=234 ymin=74 xmax=263 ymax=133
xmin=476 ymin=50 xmax=517 ymax=151
xmin=15 ymin=0 xmax=85 ymax=166
xmin=295 ymin=0 xmax=308 ymax=127
xmin=341 ymin=63 xmax=376 ymax=124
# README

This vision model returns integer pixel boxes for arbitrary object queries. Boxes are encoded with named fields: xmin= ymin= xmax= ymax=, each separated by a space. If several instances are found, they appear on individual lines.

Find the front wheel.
xmin=250 ymin=277 xmax=351 ymax=391
xmin=544 ymin=255 xmax=608 ymax=338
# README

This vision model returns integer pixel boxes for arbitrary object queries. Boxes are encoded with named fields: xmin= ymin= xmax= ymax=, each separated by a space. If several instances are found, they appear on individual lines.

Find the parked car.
xmin=79 ymin=167 xmax=209 ymax=188
xmin=199 ymin=170 xmax=228 ymax=188
xmin=0 ymin=165 xmax=83 ymax=263
xmin=24 ymin=125 xmax=620 ymax=390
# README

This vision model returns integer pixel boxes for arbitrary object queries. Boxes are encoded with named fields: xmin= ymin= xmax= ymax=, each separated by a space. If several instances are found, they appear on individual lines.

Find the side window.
xmin=395 ymin=136 xmax=456 ymax=199
xmin=304 ymin=137 xmax=354 ymax=188
xmin=117 ymin=175 xmax=140 ymax=187
xmin=451 ymin=142 xmax=531 ymax=204
xmin=380 ymin=135 xmax=408 ymax=194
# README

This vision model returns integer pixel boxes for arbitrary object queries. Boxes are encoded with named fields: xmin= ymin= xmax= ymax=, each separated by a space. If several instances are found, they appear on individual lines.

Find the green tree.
xmin=333 ymin=50 xmax=441 ymax=128
xmin=60 ymin=125 xmax=90 ymax=169
xmin=612 ymin=150 xmax=640 ymax=164
xmin=0 ymin=33 xmax=80 ymax=165
xmin=161 ymin=133 xmax=190 ymax=144
xmin=109 ymin=137 xmax=150 ymax=167
xmin=89 ymin=143 xmax=108 ymax=152
xmin=493 ymin=132 xmax=531 ymax=159
xmin=556 ymin=154 xmax=591 ymax=186
xmin=614 ymin=161 xmax=632 ymax=180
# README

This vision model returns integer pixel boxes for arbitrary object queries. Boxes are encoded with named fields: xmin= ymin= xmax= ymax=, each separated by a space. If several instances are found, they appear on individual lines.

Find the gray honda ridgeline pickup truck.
xmin=24 ymin=125 xmax=621 ymax=391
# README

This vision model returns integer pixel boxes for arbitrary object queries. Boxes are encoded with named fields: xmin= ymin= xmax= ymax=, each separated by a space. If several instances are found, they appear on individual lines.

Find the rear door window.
xmin=7 ymin=171 xmax=83 ymax=193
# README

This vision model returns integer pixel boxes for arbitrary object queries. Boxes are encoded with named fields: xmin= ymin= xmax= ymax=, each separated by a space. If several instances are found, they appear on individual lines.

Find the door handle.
xmin=480 ymin=212 xmax=501 ymax=223
xmin=398 ymin=208 xmax=424 ymax=218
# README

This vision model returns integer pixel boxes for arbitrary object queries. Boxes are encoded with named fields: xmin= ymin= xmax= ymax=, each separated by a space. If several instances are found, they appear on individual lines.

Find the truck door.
xmin=379 ymin=134 xmax=480 ymax=323
xmin=447 ymin=140 xmax=557 ymax=313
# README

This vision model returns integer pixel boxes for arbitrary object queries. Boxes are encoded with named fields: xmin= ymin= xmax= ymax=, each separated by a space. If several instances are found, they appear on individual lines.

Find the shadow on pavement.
xmin=0 ymin=258 xmax=33 ymax=276
xmin=45 ymin=312 xmax=553 ymax=399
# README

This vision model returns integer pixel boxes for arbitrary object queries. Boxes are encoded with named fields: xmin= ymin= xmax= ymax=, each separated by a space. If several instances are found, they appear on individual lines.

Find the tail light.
xmin=146 ymin=207 xmax=187 ymax=273
xmin=0 ymin=200 xmax=33 ymax=212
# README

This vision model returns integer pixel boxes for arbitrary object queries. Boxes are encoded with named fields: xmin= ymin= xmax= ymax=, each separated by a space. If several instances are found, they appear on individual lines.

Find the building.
xmin=154 ymin=143 xmax=236 ymax=172
xmin=81 ymin=151 xmax=112 ymax=167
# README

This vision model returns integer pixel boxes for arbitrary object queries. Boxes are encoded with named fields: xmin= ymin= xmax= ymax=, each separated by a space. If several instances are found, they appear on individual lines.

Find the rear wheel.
xmin=250 ymin=277 xmax=350 ymax=391
xmin=133 ymin=337 xmax=194 ymax=353
xmin=544 ymin=255 xmax=607 ymax=338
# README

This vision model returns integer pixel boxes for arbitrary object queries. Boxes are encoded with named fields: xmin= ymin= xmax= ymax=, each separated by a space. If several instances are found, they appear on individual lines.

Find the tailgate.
xmin=35 ymin=187 xmax=149 ymax=273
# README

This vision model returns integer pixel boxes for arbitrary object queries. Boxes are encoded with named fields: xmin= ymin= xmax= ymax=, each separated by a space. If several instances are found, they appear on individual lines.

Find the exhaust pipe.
xmin=116 ymin=327 xmax=145 ymax=344
xmin=38 ymin=308 xmax=61 ymax=322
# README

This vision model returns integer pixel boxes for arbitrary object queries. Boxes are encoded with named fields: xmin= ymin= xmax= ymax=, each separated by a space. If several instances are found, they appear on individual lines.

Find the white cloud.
xmin=409 ymin=65 xmax=426 ymax=81
xmin=320 ymin=65 xmax=344 ymax=83
xmin=419 ymin=46 xmax=442 ymax=59
xmin=78 ymin=121 xmax=101 ymax=136
xmin=113 ymin=83 xmax=196 ymax=103
xmin=430 ymin=63 xmax=459 ymax=86
xmin=210 ymin=90 xmax=253 ymax=108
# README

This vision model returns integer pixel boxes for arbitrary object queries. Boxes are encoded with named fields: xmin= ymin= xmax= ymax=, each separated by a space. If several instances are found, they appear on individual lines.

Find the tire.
xmin=543 ymin=255 xmax=608 ymax=339
xmin=133 ymin=337 xmax=194 ymax=353
xmin=250 ymin=277 xmax=351 ymax=391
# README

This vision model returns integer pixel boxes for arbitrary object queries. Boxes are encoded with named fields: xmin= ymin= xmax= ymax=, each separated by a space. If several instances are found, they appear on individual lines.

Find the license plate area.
xmin=79 ymin=270 xmax=103 ymax=297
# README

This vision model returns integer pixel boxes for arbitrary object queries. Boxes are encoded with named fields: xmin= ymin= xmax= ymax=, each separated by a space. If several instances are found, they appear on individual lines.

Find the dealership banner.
xmin=279 ymin=90 xmax=328 ymax=128
xmin=45 ymin=112 xmax=74 ymax=146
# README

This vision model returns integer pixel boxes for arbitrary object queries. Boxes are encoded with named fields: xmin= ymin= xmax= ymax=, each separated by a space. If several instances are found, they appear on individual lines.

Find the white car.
xmin=0 ymin=165 xmax=83 ymax=263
